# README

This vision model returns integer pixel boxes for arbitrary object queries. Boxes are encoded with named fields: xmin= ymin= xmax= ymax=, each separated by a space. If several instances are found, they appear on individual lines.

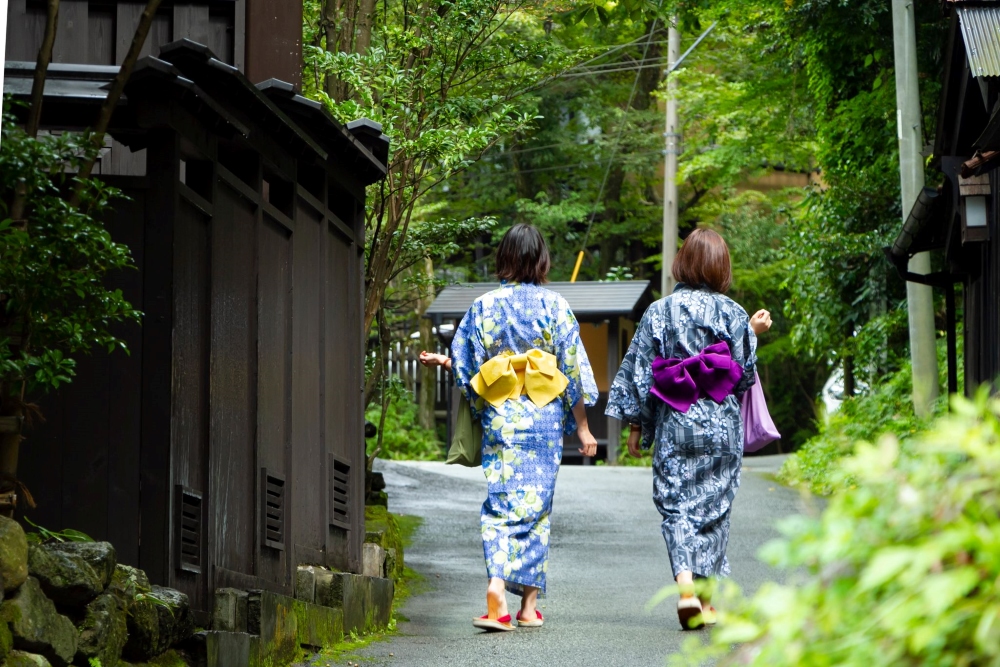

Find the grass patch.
xmin=395 ymin=513 xmax=423 ymax=548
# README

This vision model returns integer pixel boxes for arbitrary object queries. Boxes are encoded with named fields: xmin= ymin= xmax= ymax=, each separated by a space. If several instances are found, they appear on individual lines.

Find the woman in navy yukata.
xmin=606 ymin=228 xmax=772 ymax=630
xmin=419 ymin=224 xmax=599 ymax=632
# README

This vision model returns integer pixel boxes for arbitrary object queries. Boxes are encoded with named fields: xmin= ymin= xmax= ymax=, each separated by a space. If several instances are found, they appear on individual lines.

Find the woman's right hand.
xmin=419 ymin=351 xmax=450 ymax=368
xmin=750 ymin=309 xmax=772 ymax=335
xmin=626 ymin=426 xmax=642 ymax=458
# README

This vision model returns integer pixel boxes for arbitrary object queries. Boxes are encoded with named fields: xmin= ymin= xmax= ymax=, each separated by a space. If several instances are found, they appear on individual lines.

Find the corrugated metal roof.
xmin=958 ymin=6 xmax=1000 ymax=77
xmin=424 ymin=281 xmax=654 ymax=322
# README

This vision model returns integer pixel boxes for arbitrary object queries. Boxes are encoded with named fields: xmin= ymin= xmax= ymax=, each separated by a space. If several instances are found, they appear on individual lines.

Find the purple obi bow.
xmin=650 ymin=341 xmax=743 ymax=412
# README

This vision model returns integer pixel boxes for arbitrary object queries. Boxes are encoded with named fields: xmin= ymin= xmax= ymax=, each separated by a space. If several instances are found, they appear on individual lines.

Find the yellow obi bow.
xmin=470 ymin=349 xmax=569 ymax=408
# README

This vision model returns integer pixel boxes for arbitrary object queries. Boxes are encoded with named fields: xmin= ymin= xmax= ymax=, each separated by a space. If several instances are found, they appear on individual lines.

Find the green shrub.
xmin=365 ymin=383 xmax=442 ymax=461
xmin=670 ymin=389 xmax=1000 ymax=666
xmin=777 ymin=339 xmax=960 ymax=495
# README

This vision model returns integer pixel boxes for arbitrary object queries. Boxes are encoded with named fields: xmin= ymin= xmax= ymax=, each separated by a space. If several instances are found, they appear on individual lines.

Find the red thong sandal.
xmin=473 ymin=613 xmax=515 ymax=632
xmin=516 ymin=609 xmax=544 ymax=628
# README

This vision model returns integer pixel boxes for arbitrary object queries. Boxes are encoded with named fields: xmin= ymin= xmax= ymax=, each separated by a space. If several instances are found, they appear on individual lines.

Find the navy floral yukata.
xmin=452 ymin=283 xmax=598 ymax=596
xmin=606 ymin=284 xmax=756 ymax=578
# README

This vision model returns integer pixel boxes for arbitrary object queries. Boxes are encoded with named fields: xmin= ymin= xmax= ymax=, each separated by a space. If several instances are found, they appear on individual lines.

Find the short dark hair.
xmin=495 ymin=224 xmax=551 ymax=284
xmin=671 ymin=227 xmax=733 ymax=293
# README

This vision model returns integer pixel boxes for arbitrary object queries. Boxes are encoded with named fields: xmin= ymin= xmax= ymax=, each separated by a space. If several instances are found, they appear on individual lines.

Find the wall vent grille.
xmin=175 ymin=486 xmax=203 ymax=574
xmin=261 ymin=469 xmax=286 ymax=550
xmin=329 ymin=455 xmax=350 ymax=530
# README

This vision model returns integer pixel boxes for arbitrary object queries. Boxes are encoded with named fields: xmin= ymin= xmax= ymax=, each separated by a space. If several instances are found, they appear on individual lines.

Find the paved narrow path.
xmin=356 ymin=456 xmax=804 ymax=667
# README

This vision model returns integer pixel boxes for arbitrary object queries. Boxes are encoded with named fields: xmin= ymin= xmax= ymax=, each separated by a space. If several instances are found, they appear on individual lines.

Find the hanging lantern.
xmin=958 ymin=173 xmax=991 ymax=243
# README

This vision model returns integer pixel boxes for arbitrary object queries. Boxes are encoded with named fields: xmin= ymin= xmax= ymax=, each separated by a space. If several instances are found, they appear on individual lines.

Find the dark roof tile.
xmin=425 ymin=281 xmax=653 ymax=322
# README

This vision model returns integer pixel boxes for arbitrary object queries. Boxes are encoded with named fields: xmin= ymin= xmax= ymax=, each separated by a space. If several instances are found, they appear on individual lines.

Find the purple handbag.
xmin=741 ymin=370 xmax=780 ymax=452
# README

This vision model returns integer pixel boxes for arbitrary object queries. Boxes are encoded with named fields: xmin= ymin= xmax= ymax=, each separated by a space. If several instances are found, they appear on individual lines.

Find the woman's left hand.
xmin=577 ymin=428 xmax=598 ymax=458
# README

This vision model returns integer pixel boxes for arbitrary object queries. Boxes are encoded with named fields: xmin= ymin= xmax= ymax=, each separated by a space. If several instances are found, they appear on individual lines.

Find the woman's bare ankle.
xmin=486 ymin=578 xmax=508 ymax=618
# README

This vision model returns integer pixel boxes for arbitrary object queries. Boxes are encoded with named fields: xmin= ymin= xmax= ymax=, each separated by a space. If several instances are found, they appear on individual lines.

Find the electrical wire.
xmin=563 ymin=30 xmax=668 ymax=74
xmin=562 ymin=60 xmax=674 ymax=77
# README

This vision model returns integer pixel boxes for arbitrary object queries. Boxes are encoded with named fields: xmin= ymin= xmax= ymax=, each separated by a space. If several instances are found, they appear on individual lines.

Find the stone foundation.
xmin=0 ymin=504 xmax=401 ymax=667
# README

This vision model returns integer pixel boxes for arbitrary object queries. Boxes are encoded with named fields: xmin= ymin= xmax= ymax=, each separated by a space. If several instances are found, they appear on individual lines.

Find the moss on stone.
xmin=364 ymin=506 xmax=404 ymax=580
xmin=0 ymin=599 xmax=19 ymax=661
xmin=0 ymin=516 xmax=29 ymax=593
xmin=291 ymin=598 xmax=343 ymax=651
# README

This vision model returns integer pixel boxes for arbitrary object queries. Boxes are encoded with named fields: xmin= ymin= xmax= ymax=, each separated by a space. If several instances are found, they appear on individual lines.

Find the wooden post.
xmin=660 ymin=21 xmax=680 ymax=296
xmin=892 ymin=0 xmax=939 ymax=415
xmin=606 ymin=318 xmax=621 ymax=464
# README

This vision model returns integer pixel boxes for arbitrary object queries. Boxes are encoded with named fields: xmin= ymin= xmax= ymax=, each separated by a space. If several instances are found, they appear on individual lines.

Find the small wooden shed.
xmin=424 ymin=281 xmax=654 ymax=463
xmin=3 ymin=37 xmax=386 ymax=619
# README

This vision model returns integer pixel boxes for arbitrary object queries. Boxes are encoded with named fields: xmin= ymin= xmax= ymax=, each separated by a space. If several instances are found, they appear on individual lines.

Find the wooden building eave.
xmin=2 ymin=40 xmax=389 ymax=186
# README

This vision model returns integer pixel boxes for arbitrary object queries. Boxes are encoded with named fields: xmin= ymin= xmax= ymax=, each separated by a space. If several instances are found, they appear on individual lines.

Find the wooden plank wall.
xmin=291 ymin=195 xmax=327 ymax=566
xmin=171 ymin=189 xmax=213 ymax=612
xmin=210 ymin=173 xmax=259 ymax=583
xmin=967 ymin=170 xmax=1000 ymax=394
xmin=244 ymin=0 xmax=302 ymax=86
xmin=13 ymin=116 xmax=369 ymax=613
xmin=256 ymin=213 xmax=293 ymax=586
xmin=5 ymin=0 xmax=235 ymax=66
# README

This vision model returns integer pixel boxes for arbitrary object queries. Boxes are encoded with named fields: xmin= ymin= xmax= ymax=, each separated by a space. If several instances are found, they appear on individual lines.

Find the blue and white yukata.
xmin=452 ymin=282 xmax=598 ymax=596
xmin=606 ymin=284 xmax=757 ymax=578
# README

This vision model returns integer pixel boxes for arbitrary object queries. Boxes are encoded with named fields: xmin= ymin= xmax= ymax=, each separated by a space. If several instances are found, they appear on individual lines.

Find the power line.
xmin=562 ymin=60 xmax=674 ymax=77
xmin=563 ymin=30 xmax=668 ymax=74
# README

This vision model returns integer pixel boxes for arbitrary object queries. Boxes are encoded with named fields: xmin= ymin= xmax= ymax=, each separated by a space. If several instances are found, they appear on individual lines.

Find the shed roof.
xmin=957 ymin=4 xmax=1000 ymax=77
xmin=424 ymin=281 xmax=654 ymax=323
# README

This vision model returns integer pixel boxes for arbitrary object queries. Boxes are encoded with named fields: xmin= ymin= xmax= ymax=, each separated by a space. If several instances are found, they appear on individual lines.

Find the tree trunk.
xmin=10 ymin=0 xmax=60 ymax=223
xmin=843 ymin=355 xmax=856 ymax=400
xmin=416 ymin=259 xmax=436 ymax=431
xmin=25 ymin=0 xmax=60 ymax=140
xmin=353 ymin=0 xmax=377 ymax=57
xmin=71 ymin=0 xmax=163 ymax=203
xmin=323 ymin=0 xmax=350 ymax=102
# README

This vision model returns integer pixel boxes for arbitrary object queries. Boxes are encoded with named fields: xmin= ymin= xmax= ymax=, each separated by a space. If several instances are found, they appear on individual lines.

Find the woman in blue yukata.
xmin=419 ymin=223 xmax=599 ymax=632
xmin=606 ymin=228 xmax=771 ymax=630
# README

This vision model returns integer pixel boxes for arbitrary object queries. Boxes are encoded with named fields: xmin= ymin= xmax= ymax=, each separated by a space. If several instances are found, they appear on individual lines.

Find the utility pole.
xmin=892 ymin=0 xmax=939 ymax=416
xmin=660 ymin=21 xmax=680 ymax=296
xmin=0 ymin=0 xmax=7 ymax=144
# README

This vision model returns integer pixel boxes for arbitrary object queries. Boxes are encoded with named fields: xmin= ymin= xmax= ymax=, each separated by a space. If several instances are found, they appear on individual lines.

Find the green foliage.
xmin=722 ymin=194 xmax=825 ymax=450
xmin=23 ymin=517 xmax=94 ymax=544
xmin=114 ymin=566 xmax=177 ymax=616
xmin=366 ymin=379 xmax=442 ymax=461
xmin=672 ymin=390 xmax=1000 ymax=666
xmin=0 ymin=108 xmax=140 ymax=400
xmin=427 ymin=14 xmax=670 ymax=283
xmin=304 ymin=0 xmax=574 ymax=338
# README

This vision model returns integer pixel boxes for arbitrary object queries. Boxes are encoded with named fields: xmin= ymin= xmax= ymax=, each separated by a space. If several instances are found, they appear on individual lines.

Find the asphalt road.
xmin=354 ymin=455 xmax=806 ymax=667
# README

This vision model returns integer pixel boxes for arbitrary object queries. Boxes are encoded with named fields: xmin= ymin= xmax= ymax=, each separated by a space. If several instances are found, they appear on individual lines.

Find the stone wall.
xmin=0 ymin=517 xmax=196 ymax=667
xmin=0 ymin=497 xmax=403 ymax=667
